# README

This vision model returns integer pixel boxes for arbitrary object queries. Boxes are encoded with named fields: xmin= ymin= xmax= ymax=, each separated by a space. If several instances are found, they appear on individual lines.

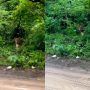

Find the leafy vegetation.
xmin=45 ymin=0 xmax=90 ymax=59
xmin=0 ymin=0 xmax=45 ymax=69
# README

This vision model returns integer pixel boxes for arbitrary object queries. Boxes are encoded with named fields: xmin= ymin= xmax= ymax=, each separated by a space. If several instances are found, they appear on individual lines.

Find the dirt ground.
xmin=0 ymin=68 xmax=45 ymax=90
xmin=46 ymin=56 xmax=90 ymax=90
xmin=0 ymin=56 xmax=90 ymax=90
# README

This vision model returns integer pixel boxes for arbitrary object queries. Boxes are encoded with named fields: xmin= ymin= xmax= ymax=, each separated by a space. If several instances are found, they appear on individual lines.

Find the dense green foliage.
xmin=0 ymin=0 xmax=45 ymax=69
xmin=45 ymin=0 xmax=90 ymax=59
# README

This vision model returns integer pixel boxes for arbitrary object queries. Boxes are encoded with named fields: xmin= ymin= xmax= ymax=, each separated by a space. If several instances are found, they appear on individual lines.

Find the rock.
xmin=6 ymin=66 xmax=12 ymax=70
xmin=76 ymin=56 xmax=80 ymax=59
xmin=31 ymin=66 xmax=36 ymax=69
xmin=52 ymin=55 xmax=57 ymax=58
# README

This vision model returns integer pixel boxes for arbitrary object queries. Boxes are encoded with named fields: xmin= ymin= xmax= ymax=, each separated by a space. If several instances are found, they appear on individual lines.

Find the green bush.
xmin=0 ymin=0 xmax=45 ymax=69
xmin=7 ymin=50 xmax=45 ymax=69
xmin=28 ymin=51 xmax=45 ymax=69
xmin=45 ymin=33 xmax=90 ymax=59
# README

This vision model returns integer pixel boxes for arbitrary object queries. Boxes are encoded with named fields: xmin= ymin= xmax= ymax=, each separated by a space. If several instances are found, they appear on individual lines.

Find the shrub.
xmin=7 ymin=51 xmax=45 ymax=69
xmin=45 ymin=33 xmax=90 ymax=59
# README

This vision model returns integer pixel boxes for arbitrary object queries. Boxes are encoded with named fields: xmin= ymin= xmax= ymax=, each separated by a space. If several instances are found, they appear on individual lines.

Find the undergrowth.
xmin=45 ymin=33 xmax=90 ymax=60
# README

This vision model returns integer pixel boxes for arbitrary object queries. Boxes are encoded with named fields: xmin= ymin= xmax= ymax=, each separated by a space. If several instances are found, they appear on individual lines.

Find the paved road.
xmin=46 ymin=56 xmax=90 ymax=90
xmin=0 ymin=69 xmax=45 ymax=90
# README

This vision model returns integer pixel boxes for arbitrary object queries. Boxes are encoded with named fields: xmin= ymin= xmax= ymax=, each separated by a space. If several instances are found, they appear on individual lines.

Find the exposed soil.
xmin=46 ymin=56 xmax=90 ymax=90
xmin=0 ymin=68 xmax=45 ymax=90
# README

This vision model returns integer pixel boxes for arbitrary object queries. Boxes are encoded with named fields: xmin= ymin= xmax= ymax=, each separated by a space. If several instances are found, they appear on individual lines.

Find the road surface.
xmin=46 ymin=56 xmax=90 ymax=90
xmin=0 ymin=69 xmax=45 ymax=90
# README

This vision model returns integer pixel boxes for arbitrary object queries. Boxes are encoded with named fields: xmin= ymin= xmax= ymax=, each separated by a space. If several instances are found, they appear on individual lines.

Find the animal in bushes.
xmin=78 ymin=23 xmax=85 ymax=36
xmin=11 ymin=25 xmax=25 ymax=48
xmin=15 ymin=37 xmax=22 ymax=48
